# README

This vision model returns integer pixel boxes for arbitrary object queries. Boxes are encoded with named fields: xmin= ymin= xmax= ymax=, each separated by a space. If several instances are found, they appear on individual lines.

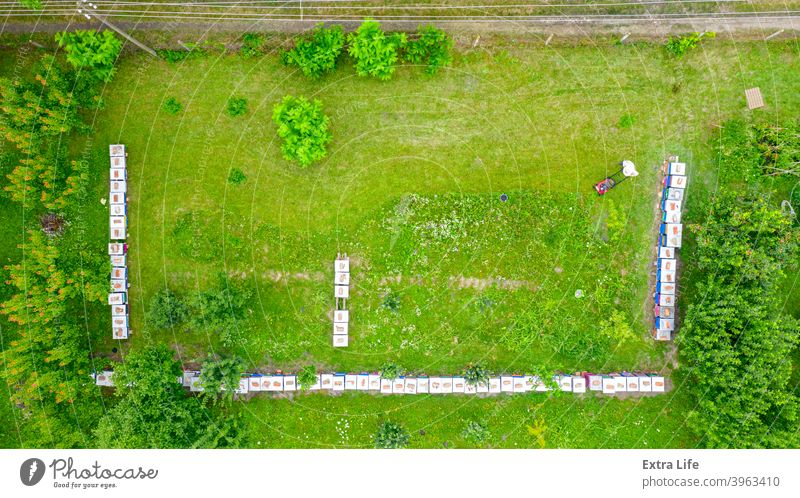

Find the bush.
xmin=282 ymin=24 xmax=345 ymax=79
xmin=227 ymin=167 xmax=247 ymax=185
xmin=55 ymin=30 xmax=122 ymax=82
xmin=680 ymin=193 xmax=800 ymax=448
xmin=272 ymin=95 xmax=332 ymax=167
xmin=199 ymin=356 xmax=246 ymax=405
xmin=226 ymin=96 xmax=248 ymax=117
xmin=665 ymin=32 xmax=715 ymax=58
xmin=462 ymin=421 xmax=490 ymax=444
xmin=157 ymin=46 xmax=206 ymax=63
xmin=598 ymin=309 xmax=636 ymax=345
xmin=374 ymin=421 xmax=410 ymax=449
xmin=463 ymin=363 xmax=489 ymax=386
xmin=146 ymin=288 xmax=189 ymax=329
xmin=381 ymin=291 xmax=401 ymax=312
xmin=404 ymin=25 xmax=453 ymax=74
xmin=297 ymin=365 xmax=318 ymax=391
xmin=347 ymin=19 xmax=406 ymax=81
xmin=163 ymin=97 xmax=182 ymax=115
xmin=379 ymin=362 xmax=404 ymax=380
xmin=240 ymin=33 xmax=265 ymax=59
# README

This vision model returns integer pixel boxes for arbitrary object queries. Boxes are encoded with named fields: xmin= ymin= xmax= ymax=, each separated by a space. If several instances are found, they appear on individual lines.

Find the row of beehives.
xmin=94 ymin=370 xmax=666 ymax=395
xmin=333 ymin=256 xmax=350 ymax=347
xmin=108 ymin=144 xmax=130 ymax=340
xmin=653 ymin=160 xmax=688 ymax=341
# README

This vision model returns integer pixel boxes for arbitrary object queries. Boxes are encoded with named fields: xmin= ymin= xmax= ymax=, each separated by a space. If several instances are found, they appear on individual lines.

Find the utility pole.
xmin=76 ymin=0 xmax=158 ymax=57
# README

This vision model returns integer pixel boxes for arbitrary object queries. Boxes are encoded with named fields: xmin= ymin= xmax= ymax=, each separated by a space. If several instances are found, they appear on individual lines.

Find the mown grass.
xmin=2 ymin=37 xmax=799 ymax=448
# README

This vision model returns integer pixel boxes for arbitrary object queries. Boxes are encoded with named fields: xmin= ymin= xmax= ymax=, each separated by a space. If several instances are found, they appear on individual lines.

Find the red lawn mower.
xmin=594 ymin=160 xmax=639 ymax=195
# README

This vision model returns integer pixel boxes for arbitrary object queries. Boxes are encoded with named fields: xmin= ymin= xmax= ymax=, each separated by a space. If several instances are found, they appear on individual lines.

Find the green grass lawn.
xmin=2 ymin=36 xmax=799 ymax=448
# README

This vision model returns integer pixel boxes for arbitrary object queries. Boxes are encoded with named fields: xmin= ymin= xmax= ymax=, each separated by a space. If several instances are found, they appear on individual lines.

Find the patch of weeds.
xmin=462 ymin=421 xmax=490 ymax=444
xmin=240 ymin=33 xmax=265 ymax=58
xmin=382 ymin=291 xmax=401 ymax=312
xmin=618 ymin=114 xmax=635 ymax=129
xmin=227 ymin=167 xmax=247 ymax=185
xmin=162 ymin=97 xmax=182 ymax=115
xmin=226 ymin=96 xmax=248 ymax=117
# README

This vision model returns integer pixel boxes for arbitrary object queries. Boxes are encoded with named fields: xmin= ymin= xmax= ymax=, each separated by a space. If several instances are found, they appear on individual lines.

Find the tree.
xmin=146 ymin=288 xmax=189 ymax=329
xmin=271 ymin=95 xmax=332 ymax=167
xmin=374 ymin=421 xmax=410 ymax=449
xmin=198 ymin=356 xmax=246 ymax=405
xmin=282 ymin=24 xmax=345 ymax=79
xmin=0 ymin=55 xmax=85 ymax=152
xmin=679 ymin=193 xmax=800 ymax=448
xmin=0 ymin=230 xmax=100 ymax=446
xmin=463 ymin=363 xmax=489 ymax=386
xmin=189 ymin=275 xmax=252 ymax=346
xmin=347 ymin=19 xmax=406 ymax=81
xmin=95 ymin=345 xmax=245 ymax=448
xmin=404 ymin=25 xmax=453 ymax=74
xmin=55 ymin=30 xmax=122 ymax=82
xmin=297 ymin=365 xmax=318 ymax=391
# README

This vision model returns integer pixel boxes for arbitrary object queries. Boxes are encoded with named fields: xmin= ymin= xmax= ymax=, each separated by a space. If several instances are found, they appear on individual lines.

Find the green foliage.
xmin=0 ymin=55 xmax=87 ymax=152
xmin=604 ymin=198 xmax=627 ymax=244
xmin=714 ymin=119 xmax=762 ymax=183
xmin=680 ymin=193 xmax=800 ymax=448
xmin=462 ymin=420 xmax=490 ymax=444
xmin=347 ymin=19 xmax=407 ymax=81
xmin=95 ymin=345 xmax=244 ymax=448
xmin=463 ymin=363 xmax=489 ymax=386
xmin=199 ymin=356 xmax=246 ymax=405
xmin=163 ymin=97 xmax=182 ymax=115
xmin=297 ymin=365 xmax=318 ymax=391
xmin=55 ymin=30 xmax=122 ymax=82
xmin=381 ymin=290 xmax=401 ymax=312
xmin=404 ymin=25 xmax=453 ymax=74
xmin=227 ymin=167 xmax=247 ymax=185
xmin=525 ymin=416 xmax=547 ymax=448
xmin=689 ymin=193 xmax=798 ymax=283
xmin=157 ymin=45 xmax=207 ymax=63
xmin=753 ymin=121 xmax=800 ymax=177
xmin=189 ymin=276 xmax=252 ymax=346
xmin=379 ymin=362 xmax=404 ymax=380
xmin=146 ymin=288 xmax=189 ymax=329
xmin=282 ymin=24 xmax=345 ymax=79
xmin=18 ymin=0 xmax=42 ymax=9
xmin=599 ymin=310 xmax=636 ymax=345
xmin=374 ymin=421 xmax=410 ymax=449
xmin=226 ymin=96 xmax=248 ymax=117
xmin=665 ymin=31 xmax=715 ymax=58
xmin=271 ymin=95 xmax=332 ymax=167
xmin=239 ymin=33 xmax=265 ymax=59
xmin=618 ymin=114 xmax=635 ymax=129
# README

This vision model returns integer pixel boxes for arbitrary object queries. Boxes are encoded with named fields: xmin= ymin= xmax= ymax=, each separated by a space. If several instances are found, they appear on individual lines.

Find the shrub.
xmin=404 ymin=25 xmax=453 ymax=74
xmin=618 ymin=114 xmax=635 ymax=129
xmin=463 ymin=363 xmax=489 ymax=386
xmin=146 ymin=288 xmax=189 ymax=329
xmin=226 ymin=96 xmax=248 ymax=117
xmin=163 ymin=97 xmax=182 ymax=115
xmin=381 ymin=291 xmax=401 ymax=312
xmin=157 ymin=46 xmax=206 ymax=63
xmin=680 ymin=193 xmax=800 ymax=448
xmin=189 ymin=276 xmax=252 ymax=346
xmin=379 ymin=362 xmax=404 ymax=380
xmin=282 ymin=24 xmax=345 ymax=79
xmin=347 ymin=19 xmax=406 ymax=81
xmin=227 ymin=167 xmax=247 ymax=185
xmin=55 ymin=30 xmax=122 ymax=82
xmin=462 ymin=421 xmax=490 ymax=444
xmin=199 ymin=356 xmax=246 ymax=405
xmin=665 ymin=32 xmax=715 ymax=58
xmin=598 ymin=309 xmax=636 ymax=344
xmin=271 ymin=95 xmax=332 ymax=167
xmin=374 ymin=421 xmax=410 ymax=449
xmin=753 ymin=121 xmax=800 ymax=177
xmin=240 ymin=33 xmax=265 ymax=59
xmin=297 ymin=365 xmax=318 ymax=391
